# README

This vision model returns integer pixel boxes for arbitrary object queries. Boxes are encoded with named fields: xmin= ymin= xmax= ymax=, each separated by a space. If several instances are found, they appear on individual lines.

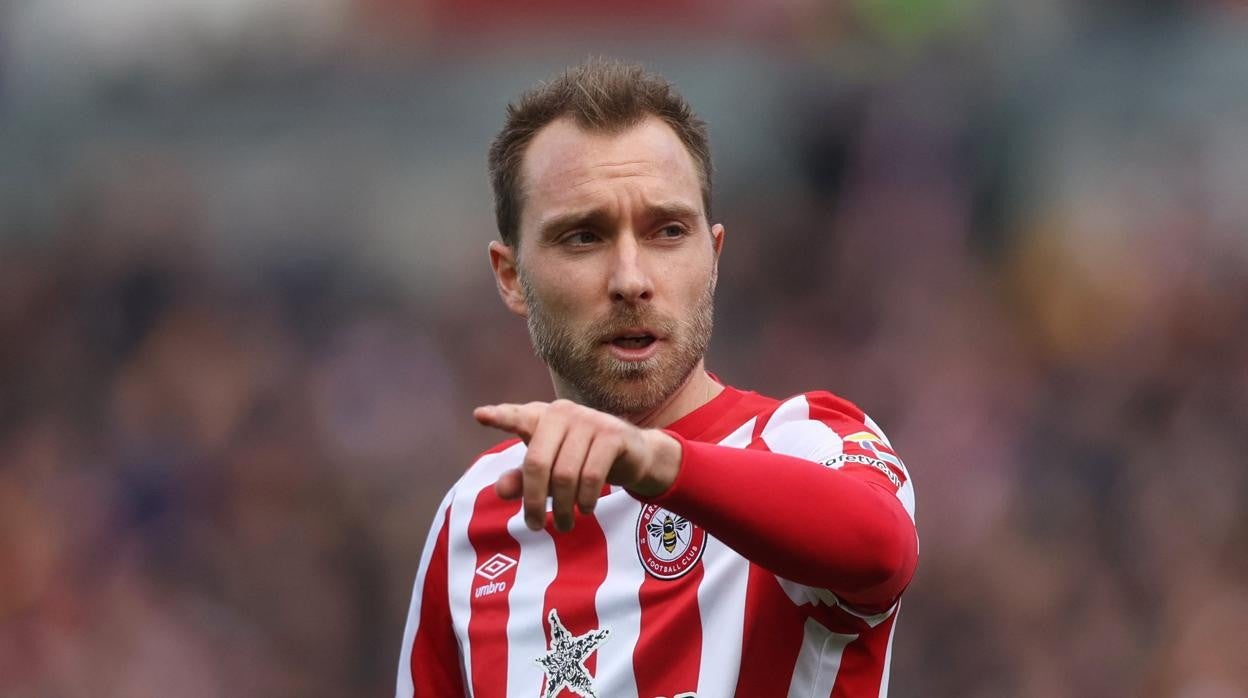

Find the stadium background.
xmin=2 ymin=1 xmax=1247 ymax=695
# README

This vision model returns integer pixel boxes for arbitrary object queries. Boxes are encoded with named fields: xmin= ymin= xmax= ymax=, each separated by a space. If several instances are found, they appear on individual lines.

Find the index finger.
xmin=474 ymin=402 xmax=547 ymax=442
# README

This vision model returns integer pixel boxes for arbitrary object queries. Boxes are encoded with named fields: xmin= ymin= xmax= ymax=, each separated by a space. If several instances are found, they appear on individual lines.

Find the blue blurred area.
xmin=2 ymin=1 xmax=1247 ymax=695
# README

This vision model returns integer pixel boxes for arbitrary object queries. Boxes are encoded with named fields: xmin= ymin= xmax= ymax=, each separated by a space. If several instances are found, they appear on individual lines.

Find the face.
xmin=491 ymin=116 xmax=724 ymax=417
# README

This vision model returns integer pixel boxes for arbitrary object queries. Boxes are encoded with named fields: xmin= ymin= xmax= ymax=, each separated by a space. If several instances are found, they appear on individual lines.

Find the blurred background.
xmin=3 ymin=0 xmax=1247 ymax=695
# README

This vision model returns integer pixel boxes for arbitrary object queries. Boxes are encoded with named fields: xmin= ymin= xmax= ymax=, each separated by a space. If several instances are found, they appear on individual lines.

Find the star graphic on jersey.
xmin=535 ymin=609 xmax=610 ymax=698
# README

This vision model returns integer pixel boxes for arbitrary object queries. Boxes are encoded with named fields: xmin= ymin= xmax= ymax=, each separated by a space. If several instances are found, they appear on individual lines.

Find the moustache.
xmin=589 ymin=308 xmax=678 ymax=343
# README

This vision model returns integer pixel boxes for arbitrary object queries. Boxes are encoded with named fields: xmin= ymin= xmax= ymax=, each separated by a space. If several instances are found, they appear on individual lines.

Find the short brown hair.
xmin=487 ymin=57 xmax=713 ymax=247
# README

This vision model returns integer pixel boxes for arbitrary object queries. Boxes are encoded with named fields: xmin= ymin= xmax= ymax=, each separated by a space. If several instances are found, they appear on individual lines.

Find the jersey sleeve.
xmin=643 ymin=391 xmax=918 ymax=614
xmin=396 ymin=490 xmax=466 ymax=698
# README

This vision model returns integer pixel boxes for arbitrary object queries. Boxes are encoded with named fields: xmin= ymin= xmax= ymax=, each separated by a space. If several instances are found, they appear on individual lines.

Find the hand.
xmin=473 ymin=400 xmax=682 ymax=532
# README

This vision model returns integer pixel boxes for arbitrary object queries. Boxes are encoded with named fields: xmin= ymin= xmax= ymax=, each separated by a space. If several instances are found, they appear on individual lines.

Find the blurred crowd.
xmin=3 ymin=1 xmax=1248 ymax=696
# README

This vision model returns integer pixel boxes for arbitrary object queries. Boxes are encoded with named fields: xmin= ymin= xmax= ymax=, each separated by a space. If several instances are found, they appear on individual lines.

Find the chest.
xmin=445 ymin=490 xmax=750 ymax=697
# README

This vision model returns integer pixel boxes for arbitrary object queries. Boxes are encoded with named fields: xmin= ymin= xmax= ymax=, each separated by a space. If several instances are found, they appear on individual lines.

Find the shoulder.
xmin=442 ymin=438 xmax=526 ymax=502
xmin=472 ymin=437 xmax=526 ymax=464
xmin=465 ymin=437 xmax=526 ymax=476
xmin=758 ymin=389 xmax=872 ymax=434
xmin=759 ymin=389 xmax=915 ymax=515
xmin=753 ymin=389 xmax=898 ymax=457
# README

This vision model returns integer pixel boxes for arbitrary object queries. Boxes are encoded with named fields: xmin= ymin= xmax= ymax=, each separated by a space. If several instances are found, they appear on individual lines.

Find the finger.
xmin=549 ymin=423 xmax=593 ymax=532
xmin=521 ymin=408 xmax=567 ymax=531
xmin=474 ymin=402 xmax=546 ymax=442
xmin=577 ymin=430 xmax=622 ymax=515
xmin=495 ymin=468 xmax=523 ymax=500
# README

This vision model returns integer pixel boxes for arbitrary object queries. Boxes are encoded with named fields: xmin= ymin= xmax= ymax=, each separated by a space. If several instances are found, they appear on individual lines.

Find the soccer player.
xmin=397 ymin=58 xmax=918 ymax=697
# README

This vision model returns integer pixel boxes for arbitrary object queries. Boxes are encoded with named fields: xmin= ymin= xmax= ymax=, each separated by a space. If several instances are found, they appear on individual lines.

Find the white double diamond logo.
xmin=475 ymin=553 xmax=517 ymax=580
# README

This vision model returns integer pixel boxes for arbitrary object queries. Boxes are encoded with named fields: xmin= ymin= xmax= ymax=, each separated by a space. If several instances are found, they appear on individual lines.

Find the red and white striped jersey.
xmin=397 ymin=384 xmax=918 ymax=698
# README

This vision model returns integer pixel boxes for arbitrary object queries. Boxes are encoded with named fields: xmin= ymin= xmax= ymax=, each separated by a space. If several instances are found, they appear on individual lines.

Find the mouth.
xmin=610 ymin=333 xmax=657 ymax=349
xmin=603 ymin=328 xmax=661 ymax=361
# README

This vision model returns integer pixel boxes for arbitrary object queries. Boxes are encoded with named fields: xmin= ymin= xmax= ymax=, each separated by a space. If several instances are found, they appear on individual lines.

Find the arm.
xmin=644 ymin=432 xmax=917 ymax=613
xmin=472 ymin=395 xmax=918 ymax=613
xmin=396 ymin=499 xmax=466 ymax=698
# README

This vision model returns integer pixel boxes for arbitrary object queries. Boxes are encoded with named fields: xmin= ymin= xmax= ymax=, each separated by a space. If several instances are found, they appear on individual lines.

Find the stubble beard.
xmin=521 ymin=276 xmax=715 ymax=417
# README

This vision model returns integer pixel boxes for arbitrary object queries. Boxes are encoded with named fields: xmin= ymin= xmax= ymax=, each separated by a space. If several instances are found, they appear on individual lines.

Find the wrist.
xmin=626 ymin=429 xmax=683 ymax=499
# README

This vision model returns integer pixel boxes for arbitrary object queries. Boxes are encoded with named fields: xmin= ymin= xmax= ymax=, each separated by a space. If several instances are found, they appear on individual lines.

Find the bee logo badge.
xmin=636 ymin=504 xmax=707 ymax=580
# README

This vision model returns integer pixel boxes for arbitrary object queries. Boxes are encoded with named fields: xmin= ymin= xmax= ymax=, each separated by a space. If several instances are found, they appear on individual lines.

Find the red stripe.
xmin=829 ymin=612 xmax=897 ymax=697
xmin=733 ymin=566 xmax=807 ymax=697
xmin=802 ymin=391 xmax=867 ymax=424
xmin=466 ymin=484 xmax=523 ymax=698
xmin=751 ymin=403 xmax=777 ymax=442
xmin=632 ymin=561 xmax=704 ymax=697
xmin=666 ymin=386 xmax=779 ymax=443
xmin=409 ymin=505 xmax=466 ymax=696
xmin=538 ymin=508 xmax=610 ymax=696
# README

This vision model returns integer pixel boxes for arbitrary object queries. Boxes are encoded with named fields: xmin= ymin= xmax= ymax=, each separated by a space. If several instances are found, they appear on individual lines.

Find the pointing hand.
xmin=473 ymin=400 xmax=682 ymax=532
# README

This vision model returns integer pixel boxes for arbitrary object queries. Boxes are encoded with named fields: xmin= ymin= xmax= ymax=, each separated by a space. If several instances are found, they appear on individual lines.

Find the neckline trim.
xmin=664 ymin=381 xmax=778 ymax=444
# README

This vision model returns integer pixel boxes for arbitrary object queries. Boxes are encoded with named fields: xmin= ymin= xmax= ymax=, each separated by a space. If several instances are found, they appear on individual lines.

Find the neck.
xmin=631 ymin=362 xmax=723 ymax=429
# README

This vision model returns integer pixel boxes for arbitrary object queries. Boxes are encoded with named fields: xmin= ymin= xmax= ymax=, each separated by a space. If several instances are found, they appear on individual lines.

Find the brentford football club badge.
xmin=636 ymin=504 xmax=707 ymax=580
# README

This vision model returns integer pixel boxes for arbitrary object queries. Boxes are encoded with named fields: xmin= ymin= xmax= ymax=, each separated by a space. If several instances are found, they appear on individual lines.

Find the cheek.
xmin=530 ymin=268 xmax=601 ymax=315
xmin=668 ymin=258 xmax=715 ymax=298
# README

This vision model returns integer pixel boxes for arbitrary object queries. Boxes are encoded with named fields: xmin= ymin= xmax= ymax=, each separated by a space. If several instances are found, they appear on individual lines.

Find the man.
xmin=397 ymin=58 xmax=918 ymax=697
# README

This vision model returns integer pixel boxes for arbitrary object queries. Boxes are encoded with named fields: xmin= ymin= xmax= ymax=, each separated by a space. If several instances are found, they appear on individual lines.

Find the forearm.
xmin=640 ymin=434 xmax=918 ymax=612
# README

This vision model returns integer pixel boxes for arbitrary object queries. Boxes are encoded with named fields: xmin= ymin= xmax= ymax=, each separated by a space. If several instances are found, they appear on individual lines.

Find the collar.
xmin=664 ymin=380 xmax=776 ymax=443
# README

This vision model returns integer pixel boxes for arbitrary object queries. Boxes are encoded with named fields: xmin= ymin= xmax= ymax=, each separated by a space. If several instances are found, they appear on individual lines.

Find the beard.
xmin=520 ymin=276 xmax=715 ymax=417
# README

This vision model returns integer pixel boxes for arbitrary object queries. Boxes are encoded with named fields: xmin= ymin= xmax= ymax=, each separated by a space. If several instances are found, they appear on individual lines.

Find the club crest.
xmin=636 ymin=504 xmax=706 ymax=580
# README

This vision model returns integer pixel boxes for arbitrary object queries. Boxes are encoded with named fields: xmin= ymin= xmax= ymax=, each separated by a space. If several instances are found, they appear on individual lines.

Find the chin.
xmin=604 ymin=360 xmax=659 ymax=380
xmin=576 ymin=376 xmax=666 ymax=417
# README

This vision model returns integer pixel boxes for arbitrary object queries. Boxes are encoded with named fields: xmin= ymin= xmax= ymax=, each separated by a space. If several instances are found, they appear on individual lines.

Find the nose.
xmin=607 ymin=234 xmax=654 ymax=304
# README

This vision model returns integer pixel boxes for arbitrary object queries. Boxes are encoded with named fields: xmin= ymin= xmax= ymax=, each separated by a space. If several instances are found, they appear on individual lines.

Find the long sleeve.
xmin=644 ymin=394 xmax=918 ymax=614
xmin=396 ymin=495 xmax=466 ymax=698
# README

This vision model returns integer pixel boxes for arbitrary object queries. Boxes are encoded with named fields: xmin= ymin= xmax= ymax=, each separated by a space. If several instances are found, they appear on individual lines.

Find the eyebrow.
xmin=535 ymin=202 xmax=703 ymax=242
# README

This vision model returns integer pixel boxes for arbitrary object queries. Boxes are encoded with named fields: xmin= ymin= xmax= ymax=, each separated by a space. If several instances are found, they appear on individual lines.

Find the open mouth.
xmin=610 ymin=334 xmax=657 ymax=349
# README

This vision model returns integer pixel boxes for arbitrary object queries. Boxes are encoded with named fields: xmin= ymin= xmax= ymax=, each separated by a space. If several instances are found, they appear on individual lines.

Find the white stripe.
xmin=774 ymin=575 xmax=897 ymax=629
xmin=591 ymin=493 xmax=644 ymax=698
xmin=830 ymin=589 xmax=897 ymax=628
xmin=447 ymin=490 xmax=481 ymax=695
xmin=695 ymin=536 xmax=749 ymax=694
xmin=761 ymin=395 xmax=812 ymax=439
xmin=786 ymin=618 xmax=856 ymax=698
xmin=464 ymin=442 xmax=528 ymax=488
xmin=763 ymin=419 xmax=844 ymax=463
xmin=862 ymin=414 xmax=892 ymax=447
xmin=505 ymin=503 xmax=558 ymax=696
xmin=447 ymin=444 xmax=527 ymax=697
xmin=863 ymin=414 xmax=916 ymax=522
xmin=691 ymin=422 xmax=755 ymax=696
xmin=719 ymin=416 xmax=757 ymax=449
xmin=895 ymin=473 xmax=916 ymax=522
xmin=395 ymin=488 xmax=455 ymax=698
xmin=878 ymin=608 xmax=899 ymax=697
xmin=761 ymin=396 xmax=844 ymax=464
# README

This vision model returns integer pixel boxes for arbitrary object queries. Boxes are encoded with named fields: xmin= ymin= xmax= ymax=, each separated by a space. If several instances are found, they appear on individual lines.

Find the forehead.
xmin=517 ymin=116 xmax=703 ymax=232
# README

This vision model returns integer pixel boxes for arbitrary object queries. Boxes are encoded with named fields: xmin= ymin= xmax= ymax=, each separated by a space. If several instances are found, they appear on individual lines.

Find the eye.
xmin=656 ymin=224 xmax=687 ymax=239
xmin=563 ymin=230 xmax=599 ymax=246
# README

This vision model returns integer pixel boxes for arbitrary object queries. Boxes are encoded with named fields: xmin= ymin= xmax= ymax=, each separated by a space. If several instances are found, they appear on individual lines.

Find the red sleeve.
xmin=404 ymin=504 xmax=467 ymax=697
xmin=641 ymin=428 xmax=918 ymax=614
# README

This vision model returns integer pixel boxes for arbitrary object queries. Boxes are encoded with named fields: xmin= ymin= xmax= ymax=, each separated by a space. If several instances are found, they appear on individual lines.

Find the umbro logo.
xmin=475 ymin=553 xmax=517 ymax=581
xmin=473 ymin=553 xmax=517 ymax=599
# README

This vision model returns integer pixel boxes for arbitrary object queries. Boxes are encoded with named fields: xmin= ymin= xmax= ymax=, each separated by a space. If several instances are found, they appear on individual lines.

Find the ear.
xmin=709 ymin=223 xmax=726 ymax=289
xmin=489 ymin=240 xmax=528 ymax=317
